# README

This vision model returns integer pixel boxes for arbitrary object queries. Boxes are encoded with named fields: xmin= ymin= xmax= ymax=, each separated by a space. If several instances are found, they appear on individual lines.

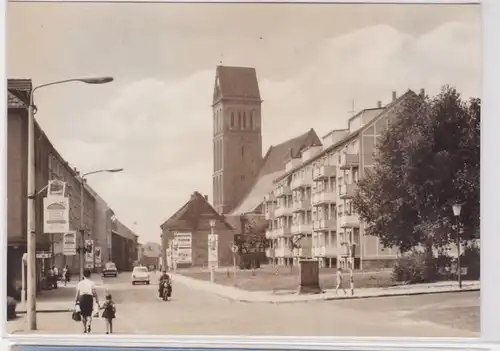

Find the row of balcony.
xmin=265 ymin=184 xmax=358 ymax=220
xmin=266 ymin=215 xmax=360 ymax=239
xmin=266 ymin=245 xmax=352 ymax=258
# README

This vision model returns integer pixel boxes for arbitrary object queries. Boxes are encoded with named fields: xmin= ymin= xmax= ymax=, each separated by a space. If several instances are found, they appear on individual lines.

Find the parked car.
xmin=102 ymin=262 xmax=118 ymax=277
xmin=131 ymin=266 xmax=150 ymax=285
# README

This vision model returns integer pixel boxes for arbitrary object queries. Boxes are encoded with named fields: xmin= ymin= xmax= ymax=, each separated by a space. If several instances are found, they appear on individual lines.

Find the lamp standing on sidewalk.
xmin=26 ymin=76 xmax=113 ymax=331
xmin=452 ymin=203 xmax=463 ymax=289
xmin=78 ymin=168 xmax=123 ymax=280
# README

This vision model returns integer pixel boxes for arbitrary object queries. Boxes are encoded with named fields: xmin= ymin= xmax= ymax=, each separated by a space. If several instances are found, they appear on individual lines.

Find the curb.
xmin=16 ymin=309 xmax=72 ymax=314
xmin=174 ymin=277 xmax=480 ymax=304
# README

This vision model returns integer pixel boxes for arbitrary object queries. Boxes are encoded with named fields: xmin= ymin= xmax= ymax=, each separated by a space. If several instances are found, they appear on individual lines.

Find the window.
xmin=238 ymin=112 xmax=242 ymax=129
xmin=242 ymin=112 xmax=246 ymax=129
xmin=230 ymin=112 xmax=235 ymax=128
xmin=249 ymin=114 xmax=253 ymax=129
xmin=241 ymin=146 xmax=244 ymax=157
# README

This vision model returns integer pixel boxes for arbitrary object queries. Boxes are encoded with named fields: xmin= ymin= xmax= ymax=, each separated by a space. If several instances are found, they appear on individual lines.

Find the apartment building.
xmin=265 ymin=90 xmax=420 ymax=270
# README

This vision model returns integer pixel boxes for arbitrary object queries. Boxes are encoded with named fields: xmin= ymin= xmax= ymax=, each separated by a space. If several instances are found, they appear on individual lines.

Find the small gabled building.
xmin=160 ymin=192 xmax=235 ymax=268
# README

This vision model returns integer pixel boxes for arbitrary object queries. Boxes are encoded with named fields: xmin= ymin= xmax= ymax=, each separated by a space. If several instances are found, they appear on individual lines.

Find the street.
xmin=9 ymin=271 xmax=479 ymax=337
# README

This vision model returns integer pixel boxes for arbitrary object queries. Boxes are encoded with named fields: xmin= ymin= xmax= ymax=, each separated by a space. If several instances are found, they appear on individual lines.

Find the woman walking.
xmin=75 ymin=269 xmax=100 ymax=333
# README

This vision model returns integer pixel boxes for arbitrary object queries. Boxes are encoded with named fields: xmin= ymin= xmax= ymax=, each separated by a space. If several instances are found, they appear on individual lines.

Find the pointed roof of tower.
xmin=213 ymin=66 xmax=261 ymax=104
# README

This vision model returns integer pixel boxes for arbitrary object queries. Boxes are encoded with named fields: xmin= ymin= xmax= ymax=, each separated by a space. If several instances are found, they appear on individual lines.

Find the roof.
xmin=113 ymin=219 xmax=139 ymax=241
xmin=229 ymin=128 xmax=321 ymax=215
xmin=273 ymin=89 xmax=418 ymax=183
xmin=8 ymin=79 xmax=32 ymax=108
xmin=213 ymin=66 xmax=261 ymax=104
xmin=160 ymin=191 xmax=233 ymax=231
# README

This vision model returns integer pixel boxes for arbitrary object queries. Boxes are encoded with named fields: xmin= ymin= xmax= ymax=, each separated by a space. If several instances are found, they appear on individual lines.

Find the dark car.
xmin=102 ymin=262 xmax=118 ymax=277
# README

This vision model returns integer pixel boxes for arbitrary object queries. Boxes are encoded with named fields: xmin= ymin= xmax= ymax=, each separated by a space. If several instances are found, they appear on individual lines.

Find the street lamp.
xmin=25 ymin=76 xmax=113 ymax=330
xmin=452 ymin=203 xmax=463 ymax=289
xmin=208 ymin=219 xmax=218 ymax=283
xmin=79 ymin=168 xmax=123 ymax=280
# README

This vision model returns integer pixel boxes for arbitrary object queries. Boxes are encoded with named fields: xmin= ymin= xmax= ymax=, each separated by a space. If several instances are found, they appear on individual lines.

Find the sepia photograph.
xmin=6 ymin=1 xmax=480 ymax=338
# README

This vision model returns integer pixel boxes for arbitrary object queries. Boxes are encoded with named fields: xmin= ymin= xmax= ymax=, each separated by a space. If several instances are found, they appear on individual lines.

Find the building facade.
xmin=212 ymin=66 xmax=264 ymax=215
xmin=161 ymin=192 xmax=236 ymax=268
xmin=111 ymin=219 xmax=139 ymax=272
xmin=264 ymin=91 xmax=420 ymax=270
xmin=7 ymin=78 xmax=129 ymax=298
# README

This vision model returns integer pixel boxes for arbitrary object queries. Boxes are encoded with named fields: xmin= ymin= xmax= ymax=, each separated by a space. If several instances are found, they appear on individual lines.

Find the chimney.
xmin=392 ymin=91 xmax=397 ymax=101
xmin=377 ymin=101 xmax=382 ymax=108
xmin=420 ymin=88 xmax=425 ymax=97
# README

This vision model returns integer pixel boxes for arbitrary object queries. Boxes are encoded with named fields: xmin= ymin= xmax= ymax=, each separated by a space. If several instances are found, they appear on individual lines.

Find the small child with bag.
xmin=101 ymin=294 xmax=116 ymax=334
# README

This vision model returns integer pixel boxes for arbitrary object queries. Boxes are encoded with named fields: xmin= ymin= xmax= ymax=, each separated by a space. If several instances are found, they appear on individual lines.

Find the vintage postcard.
xmin=6 ymin=2 xmax=480 ymax=337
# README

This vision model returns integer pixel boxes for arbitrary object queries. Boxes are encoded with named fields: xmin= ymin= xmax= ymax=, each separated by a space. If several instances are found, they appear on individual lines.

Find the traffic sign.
xmin=36 ymin=251 xmax=52 ymax=259
xmin=231 ymin=245 xmax=239 ymax=254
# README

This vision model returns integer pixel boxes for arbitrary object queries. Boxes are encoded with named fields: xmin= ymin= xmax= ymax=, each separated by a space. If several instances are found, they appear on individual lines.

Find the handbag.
xmin=72 ymin=310 xmax=81 ymax=322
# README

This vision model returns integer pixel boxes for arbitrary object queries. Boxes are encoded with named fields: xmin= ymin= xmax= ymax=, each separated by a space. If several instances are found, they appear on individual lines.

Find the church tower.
xmin=212 ymin=66 xmax=263 ymax=215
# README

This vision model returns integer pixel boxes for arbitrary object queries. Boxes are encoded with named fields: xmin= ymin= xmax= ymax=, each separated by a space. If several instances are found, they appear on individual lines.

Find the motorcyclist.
xmin=158 ymin=271 xmax=171 ymax=298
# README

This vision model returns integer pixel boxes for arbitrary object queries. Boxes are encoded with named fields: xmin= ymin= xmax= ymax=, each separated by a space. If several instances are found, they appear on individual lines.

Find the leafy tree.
xmin=353 ymin=86 xmax=480 ymax=253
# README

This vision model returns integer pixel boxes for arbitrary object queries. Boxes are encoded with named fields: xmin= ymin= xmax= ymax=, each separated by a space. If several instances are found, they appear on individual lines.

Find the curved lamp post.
xmin=26 ymin=76 xmax=113 ymax=330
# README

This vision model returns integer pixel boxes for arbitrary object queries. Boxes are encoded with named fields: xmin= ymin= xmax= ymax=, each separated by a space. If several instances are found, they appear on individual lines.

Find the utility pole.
xmin=26 ymin=94 xmax=37 ymax=331
xmin=79 ymin=176 xmax=85 ymax=280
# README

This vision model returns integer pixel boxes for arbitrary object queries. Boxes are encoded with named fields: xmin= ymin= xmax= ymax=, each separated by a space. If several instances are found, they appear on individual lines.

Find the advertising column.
xmin=173 ymin=232 xmax=192 ymax=267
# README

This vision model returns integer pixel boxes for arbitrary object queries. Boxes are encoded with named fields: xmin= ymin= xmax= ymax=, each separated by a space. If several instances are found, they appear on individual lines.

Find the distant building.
xmin=263 ymin=91 xmax=420 ymax=270
xmin=212 ymin=66 xmax=264 ymax=215
xmin=139 ymin=242 xmax=162 ymax=268
xmin=160 ymin=192 xmax=235 ymax=268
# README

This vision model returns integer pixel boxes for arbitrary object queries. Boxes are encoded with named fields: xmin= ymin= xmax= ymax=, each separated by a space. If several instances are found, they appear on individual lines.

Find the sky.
xmin=7 ymin=2 xmax=481 ymax=244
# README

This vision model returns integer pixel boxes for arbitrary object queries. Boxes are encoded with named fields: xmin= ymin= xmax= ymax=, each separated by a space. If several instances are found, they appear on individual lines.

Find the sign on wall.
xmin=63 ymin=231 xmax=77 ymax=256
xmin=43 ymin=196 xmax=70 ymax=234
xmin=85 ymin=239 xmax=94 ymax=268
xmin=173 ymin=232 xmax=192 ymax=264
xmin=95 ymin=246 xmax=102 ymax=267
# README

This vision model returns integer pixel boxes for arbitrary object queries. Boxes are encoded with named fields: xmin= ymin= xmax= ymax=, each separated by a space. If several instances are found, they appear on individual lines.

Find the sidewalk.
xmin=170 ymin=273 xmax=480 ymax=304
xmin=16 ymin=274 xmax=106 ymax=314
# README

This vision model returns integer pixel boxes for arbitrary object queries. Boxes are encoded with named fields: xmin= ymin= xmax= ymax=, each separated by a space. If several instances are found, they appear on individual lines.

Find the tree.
xmin=352 ymin=86 xmax=480 ymax=253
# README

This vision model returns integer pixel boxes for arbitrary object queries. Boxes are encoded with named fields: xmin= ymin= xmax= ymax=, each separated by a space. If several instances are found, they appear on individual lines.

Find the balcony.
xmin=291 ymin=175 xmax=313 ymax=190
xmin=339 ymin=153 xmax=360 ymax=170
xmin=312 ymin=219 xmax=337 ymax=231
xmin=292 ymin=199 xmax=312 ymax=212
xmin=275 ymin=247 xmax=293 ymax=258
xmin=275 ymin=186 xmax=292 ymax=198
xmin=340 ymin=184 xmax=358 ymax=199
xmin=293 ymin=247 xmax=312 ymax=258
xmin=264 ymin=208 xmax=275 ymax=220
xmin=274 ymin=226 xmax=292 ymax=237
xmin=265 ymin=229 xmax=274 ymax=239
xmin=339 ymin=215 xmax=360 ymax=228
xmin=266 ymin=248 xmax=275 ymax=258
xmin=275 ymin=206 xmax=292 ymax=217
xmin=291 ymin=223 xmax=313 ymax=234
xmin=313 ymin=165 xmax=336 ymax=181
xmin=264 ymin=193 xmax=275 ymax=202
xmin=312 ymin=191 xmax=336 ymax=206
xmin=312 ymin=246 xmax=337 ymax=257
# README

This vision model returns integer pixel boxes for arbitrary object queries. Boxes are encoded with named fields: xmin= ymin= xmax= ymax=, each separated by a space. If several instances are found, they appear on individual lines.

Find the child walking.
xmin=101 ymin=294 xmax=116 ymax=334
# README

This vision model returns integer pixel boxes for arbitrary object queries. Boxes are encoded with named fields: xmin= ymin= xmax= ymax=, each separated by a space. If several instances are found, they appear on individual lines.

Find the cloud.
xmin=49 ymin=21 xmax=479 ymax=242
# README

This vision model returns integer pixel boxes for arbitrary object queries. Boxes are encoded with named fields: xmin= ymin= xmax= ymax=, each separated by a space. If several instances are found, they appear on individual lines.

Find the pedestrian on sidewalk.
xmin=335 ymin=267 xmax=347 ymax=295
xmin=101 ymin=293 xmax=116 ymax=334
xmin=75 ymin=269 xmax=101 ymax=334
xmin=63 ymin=266 xmax=69 ymax=286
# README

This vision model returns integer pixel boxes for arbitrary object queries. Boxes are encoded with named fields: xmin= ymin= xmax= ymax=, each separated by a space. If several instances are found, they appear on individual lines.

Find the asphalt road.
xmin=10 ymin=271 xmax=480 ymax=337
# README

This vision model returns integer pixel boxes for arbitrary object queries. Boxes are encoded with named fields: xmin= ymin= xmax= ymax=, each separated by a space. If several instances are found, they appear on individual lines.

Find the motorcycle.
xmin=159 ymin=280 xmax=172 ymax=301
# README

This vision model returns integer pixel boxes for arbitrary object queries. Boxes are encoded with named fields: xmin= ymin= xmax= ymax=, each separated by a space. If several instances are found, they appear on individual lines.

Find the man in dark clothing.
xmin=158 ymin=270 xmax=171 ymax=298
